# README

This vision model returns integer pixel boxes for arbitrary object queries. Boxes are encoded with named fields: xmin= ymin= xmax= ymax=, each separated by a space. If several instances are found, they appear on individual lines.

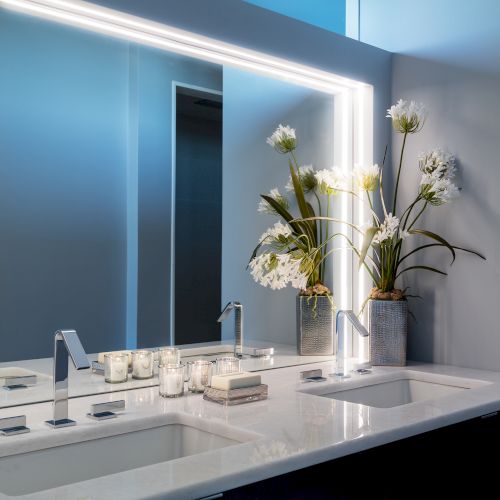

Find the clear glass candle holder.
xmin=159 ymin=363 xmax=185 ymax=398
xmin=104 ymin=352 xmax=128 ymax=384
xmin=131 ymin=350 xmax=154 ymax=380
xmin=186 ymin=360 xmax=212 ymax=393
xmin=158 ymin=347 xmax=180 ymax=366
xmin=214 ymin=356 xmax=241 ymax=375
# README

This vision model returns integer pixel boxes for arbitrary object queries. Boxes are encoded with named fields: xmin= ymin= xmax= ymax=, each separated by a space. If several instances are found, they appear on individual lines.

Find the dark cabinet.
xmin=218 ymin=411 xmax=500 ymax=499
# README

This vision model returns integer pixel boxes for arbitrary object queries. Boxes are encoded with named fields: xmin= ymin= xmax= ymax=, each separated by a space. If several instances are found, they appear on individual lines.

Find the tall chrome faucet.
xmin=335 ymin=310 xmax=370 ymax=377
xmin=45 ymin=329 xmax=90 ymax=429
xmin=218 ymin=301 xmax=244 ymax=358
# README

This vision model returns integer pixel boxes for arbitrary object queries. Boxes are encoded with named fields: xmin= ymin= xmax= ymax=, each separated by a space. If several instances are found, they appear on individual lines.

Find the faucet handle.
xmin=0 ymin=415 xmax=30 ymax=436
xmin=217 ymin=302 xmax=235 ymax=322
xmin=87 ymin=400 xmax=125 ymax=421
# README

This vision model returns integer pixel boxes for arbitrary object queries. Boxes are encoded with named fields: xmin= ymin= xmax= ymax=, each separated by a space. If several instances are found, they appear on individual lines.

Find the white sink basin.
xmin=0 ymin=416 xmax=256 ymax=496
xmin=299 ymin=370 xmax=490 ymax=408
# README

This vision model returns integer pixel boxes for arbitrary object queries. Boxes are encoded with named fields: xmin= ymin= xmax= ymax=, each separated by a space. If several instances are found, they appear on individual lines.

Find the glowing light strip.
xmin=356 ymin=87 xmax=366 ymax=362
xmin=0 ymin=0 xmax=365 ymax=95
xmin=340 ymin=91 xmax=350 ymax=311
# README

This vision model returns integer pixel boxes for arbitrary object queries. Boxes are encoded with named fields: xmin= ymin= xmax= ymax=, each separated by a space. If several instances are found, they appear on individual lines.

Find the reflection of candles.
xmin=159 ymin=364 xmax=184 ymax=398
xmin=104 ymin=353 xmax=128 ymax=383
xmin=215 ymin=356 xmax=241 ymax=375
xmin=187 ymin=360 xmax=212 ymax=393
xmin=131 ymin=350 xmax=154 ymax=380
xmin=158 ymin=347 xmax=180 ymax=366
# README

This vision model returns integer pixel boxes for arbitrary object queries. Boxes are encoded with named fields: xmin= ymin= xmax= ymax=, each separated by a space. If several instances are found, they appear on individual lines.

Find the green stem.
xmin=408 ymin=202 xmax=428 ymax=231
xmin=392 ymin=131 xmax=408 ymax=214
xmin=314 ymin=191 xmax=324 ymax=281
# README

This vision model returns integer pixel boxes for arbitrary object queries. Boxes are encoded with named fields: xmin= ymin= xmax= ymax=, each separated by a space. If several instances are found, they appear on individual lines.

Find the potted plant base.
xmin=296 ymin=285 xmax=335 ymax=356
xmin=368 ymin=288 xmax=407 ymax=366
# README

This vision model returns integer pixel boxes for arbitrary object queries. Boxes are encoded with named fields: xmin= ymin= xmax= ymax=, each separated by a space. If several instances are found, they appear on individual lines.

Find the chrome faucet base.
xmin=45 ymin=418 xmax=77 ymax=429
xmin=0 ymin=416 xmax=30 ymax=436
xmin=86 ymin=411 xmax=117 ymax=421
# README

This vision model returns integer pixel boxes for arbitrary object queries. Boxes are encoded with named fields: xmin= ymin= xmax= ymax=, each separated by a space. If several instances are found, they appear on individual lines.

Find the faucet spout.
xmin=46 ymin=329 xmax=90 ymax=429
xmin=218 ymin=302 xmax=244 ymax=358
xmin=335 ymin=310 xmax=370 ymax=377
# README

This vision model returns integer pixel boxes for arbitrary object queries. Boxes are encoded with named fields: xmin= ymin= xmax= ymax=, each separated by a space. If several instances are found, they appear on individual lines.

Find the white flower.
xmin=259 ymin=221 xmax=292 ymax=244
xmin=249 ymin=252 xmax=308 ymax=291
xmin=353 ymin=163 xmax=380 ymax=192
xmin=418 ymin=149 xmax=456 ymax=180
xmin=372 ymin=214 xmax=400 ymax=245
xmin=314 ymin=167 xmax=346 ymax=195
xmin=386 ymin=99 xmax=426 ymax=133
xmin=400 ymin=230 xmax=410 ymax=240
xmin=258 ymin=188 xmax=289 ymax=215
xmin=420 ymin=176 xmax=460 ymax=206
xmin=266 ymin=124 xmax=297 ymax=153
xmin=285 ymin=165 xmax=317 ymax=193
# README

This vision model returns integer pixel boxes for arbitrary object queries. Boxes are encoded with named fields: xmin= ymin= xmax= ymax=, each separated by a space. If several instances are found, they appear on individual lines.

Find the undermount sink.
xmin=0 ymin=415 xmax=257 ymax=497
xmin=299 ymin=370 xmax=490 ymax=408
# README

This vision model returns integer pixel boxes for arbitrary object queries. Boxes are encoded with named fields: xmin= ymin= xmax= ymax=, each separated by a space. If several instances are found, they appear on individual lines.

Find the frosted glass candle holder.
xmin=158 ymin=347 xmax=180 ymax=366
xmin=159 ymin=363 xmax=185 ymax=398
xmin=131 ymin=350 xmax=154 ymax=380
xmin=215 ymin=356 xmax=241 ymax=375
xmin=186 ymin=360 xmax=212 ymax=393
xmin=104 ymin=353 xmax=128 ymax=384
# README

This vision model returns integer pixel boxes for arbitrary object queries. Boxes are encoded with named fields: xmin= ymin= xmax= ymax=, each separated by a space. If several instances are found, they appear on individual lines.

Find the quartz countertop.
xmin=0 ymin=361 xmax=500 ymax=499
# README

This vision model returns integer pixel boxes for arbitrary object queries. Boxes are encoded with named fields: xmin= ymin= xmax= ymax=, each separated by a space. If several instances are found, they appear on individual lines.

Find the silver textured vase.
xmin=296 ymin=295 xmax=334 ymax=356
xmin=368 ymin=299 xmax=408 ymax=366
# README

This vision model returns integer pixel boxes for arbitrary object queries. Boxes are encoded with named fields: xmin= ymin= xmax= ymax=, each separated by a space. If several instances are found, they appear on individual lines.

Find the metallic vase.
xmin=296 ymin=295 xmax=334 ymax=356
xmin=368 ymin=300 xmax=408 ymax=366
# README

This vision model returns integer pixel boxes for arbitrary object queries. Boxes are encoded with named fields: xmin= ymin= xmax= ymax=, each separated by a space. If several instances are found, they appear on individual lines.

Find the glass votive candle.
xmin=131 ymin=350 xmax=154 ymax=380
xmin=104 ymin=352 xmax=128 ymax=384
xmin=215 ymin=356 xmax=241 ymax=375
xmin=159 ymin=363 xmax=185 ymax=398
xmin=158 ymin=347 xmax=180 ymax=366
xmin=186 ymin=360 xmax=212 ymax=393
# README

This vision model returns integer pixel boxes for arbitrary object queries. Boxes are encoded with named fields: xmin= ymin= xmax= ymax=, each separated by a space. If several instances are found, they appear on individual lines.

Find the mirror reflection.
xmin=0 ymin=7 xmax=345 ymax=408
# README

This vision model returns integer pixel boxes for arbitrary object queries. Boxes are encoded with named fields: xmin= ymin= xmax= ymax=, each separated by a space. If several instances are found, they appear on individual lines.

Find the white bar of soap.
xmin=210 ymin=372 xmax=261 ymax=390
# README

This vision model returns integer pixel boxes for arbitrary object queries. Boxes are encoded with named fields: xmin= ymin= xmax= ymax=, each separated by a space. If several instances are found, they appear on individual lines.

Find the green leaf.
xmin=260 ymin=195 xmax=301 ymax=234
xmin=290 ymin=161 xmax=313 ymax=228
xmin=409 ymin=229 xmax=456 ymax=264
xmin=396 ymin=265 xmax=447 ymax=279
xmin=398 ymin=243 xmax=486 ymax=266
xmin=306 ymin=201 xmax=318 ymax=247
xmin=359 ymin=226 xmax=379 ymax=269
xmin=247 ymin=241 xmax=263 ymax=267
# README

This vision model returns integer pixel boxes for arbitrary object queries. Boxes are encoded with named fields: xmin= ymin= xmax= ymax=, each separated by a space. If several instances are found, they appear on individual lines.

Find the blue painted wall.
xmin=244 ymin=0 xmax=346 ymax=35
xmin=359 ymin=0 xmax=500 ymax=370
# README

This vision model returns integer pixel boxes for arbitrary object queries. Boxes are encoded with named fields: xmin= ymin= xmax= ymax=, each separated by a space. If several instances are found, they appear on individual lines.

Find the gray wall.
xmin=360 ymin=0 xmax=500 ymax=369
xmin=93 ymin=0 xmax=392 ymax=347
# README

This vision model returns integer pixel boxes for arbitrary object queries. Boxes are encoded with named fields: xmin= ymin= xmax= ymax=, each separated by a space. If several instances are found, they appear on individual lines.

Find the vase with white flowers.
xmin=248 ymin=125 xmax=346 ymax=355
xmin=306 ymin=99 xmax=485 ymax=365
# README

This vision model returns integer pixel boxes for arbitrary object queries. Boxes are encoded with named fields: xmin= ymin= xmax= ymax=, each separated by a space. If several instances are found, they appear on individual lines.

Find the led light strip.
xmin=0 ymin=0 xmax=365 ymax=94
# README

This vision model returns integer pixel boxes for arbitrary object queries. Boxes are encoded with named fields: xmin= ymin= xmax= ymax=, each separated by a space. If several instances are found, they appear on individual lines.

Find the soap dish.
xmin=203 ymin=384 xmax=268 ymax=406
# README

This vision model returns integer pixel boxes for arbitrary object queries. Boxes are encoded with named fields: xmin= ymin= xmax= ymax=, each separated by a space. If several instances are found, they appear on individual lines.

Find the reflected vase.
xmin=296 ymin=295 xmax=334 ymax=356
xmin=368 ymin=299 xmax=408 ymax=366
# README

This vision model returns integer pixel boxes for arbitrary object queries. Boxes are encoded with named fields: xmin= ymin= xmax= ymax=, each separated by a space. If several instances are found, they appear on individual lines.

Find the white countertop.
xmin=1 ymin=360 xmax=500 ymax=499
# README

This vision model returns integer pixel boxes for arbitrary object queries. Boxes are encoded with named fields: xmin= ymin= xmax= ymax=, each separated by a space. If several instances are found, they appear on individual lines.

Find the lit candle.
xmin=187 ymin=360 xmax=212 ymax=393
xmin=104 ymin=353 xmax=128 ymax=383
xmin=131 ymin=350 xmax=154 ymax=380
xmin=159 ymin=364 xmax=184 ymax=398
xmin=158 ymin=347 xmax=180 ymax=366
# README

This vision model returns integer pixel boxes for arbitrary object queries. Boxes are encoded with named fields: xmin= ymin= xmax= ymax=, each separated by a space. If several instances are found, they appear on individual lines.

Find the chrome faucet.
xmin=45 ymin=329 xmax=90 ymax=429
xmin=335 ymin=310 xmax=370 ymax=377
xmin=218 ymin=301 xmax=244 ymax=358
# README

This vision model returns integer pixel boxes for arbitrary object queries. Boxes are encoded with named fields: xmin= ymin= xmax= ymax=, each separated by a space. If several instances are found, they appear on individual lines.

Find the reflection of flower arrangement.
xmin=248 ymin=124 xmax=346 ymax=298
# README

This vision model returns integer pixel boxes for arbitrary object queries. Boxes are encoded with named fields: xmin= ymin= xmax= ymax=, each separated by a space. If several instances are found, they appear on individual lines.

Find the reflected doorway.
xmin=174 ymin=85 xmax=223 ymax=345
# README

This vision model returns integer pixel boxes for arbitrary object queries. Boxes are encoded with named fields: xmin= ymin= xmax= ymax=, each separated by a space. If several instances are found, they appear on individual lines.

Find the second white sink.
xmin=299 ymin=370 xmax=491 ymax=408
